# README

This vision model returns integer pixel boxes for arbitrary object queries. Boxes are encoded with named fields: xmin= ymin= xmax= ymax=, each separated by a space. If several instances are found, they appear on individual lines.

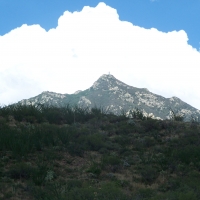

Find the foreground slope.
xmin=1 ymin=105 xmax=200 ymax=199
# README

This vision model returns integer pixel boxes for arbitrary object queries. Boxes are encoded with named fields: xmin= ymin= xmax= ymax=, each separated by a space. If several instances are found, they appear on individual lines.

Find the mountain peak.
xmin=99 ymin=74 xmax=116 ymax=80
xmin=92 ymin=74 xmax=127 ymax=90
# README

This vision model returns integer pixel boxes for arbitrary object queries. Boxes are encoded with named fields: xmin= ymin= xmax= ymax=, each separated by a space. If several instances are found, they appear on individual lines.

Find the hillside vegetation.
xmin=0 ymin=104 xmax=200 ymax=200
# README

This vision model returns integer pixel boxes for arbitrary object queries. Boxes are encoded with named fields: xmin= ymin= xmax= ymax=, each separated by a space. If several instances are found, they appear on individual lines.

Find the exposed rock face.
xmin=19 ymin=74 xmax=200 ymax=120
xmin=74 ymin=90 xmax=82 ymax=94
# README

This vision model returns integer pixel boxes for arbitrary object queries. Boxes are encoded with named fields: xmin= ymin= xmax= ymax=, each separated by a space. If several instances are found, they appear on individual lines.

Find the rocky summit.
xmin=19 ymin=74 xmax=200 ymax=120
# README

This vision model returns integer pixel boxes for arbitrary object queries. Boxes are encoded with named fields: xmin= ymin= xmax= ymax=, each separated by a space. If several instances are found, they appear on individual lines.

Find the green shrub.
xmin=0 ymin=116 xmax=6 ymax=126
xmin=101 ymin=155 xmax=121 ymax=172
xmin=102 ymin=155 xmax=121 ymax=166
xmin=66 ymin=182 xmax=131 ymax=200
xmin=115 ymin=123 xmax=133 ymax=135
xmin=104 ymin=141 xmax=121 ymax=151
xmin=7 ymin=162 xmax=33 ymax=180
xmin=178 ymin=191 xmax=197 ymax=200
xmin=88 ymin=133 xmax=106 ymax=151
xmin=31 ymin=159 xmax=51 ymax=186
xmin=143 ymin=136 xmax=156 ymax=148
xmin=114 ymin=135 xmax=131 ymax=146
xmin=66 ymin=179 xmax=83 ymax=191
xmin=67 ymin=142 xmax=84 ymax=157
xmin=142 ymin=119 xmax=162 ymax=132
xmin=140 ymin=165 xmax=159 ymax=184
xmin=136 ymin=188 xmax=155 ymax=199
xmin=158 ymin=178 xmax=181 ymax=192
xmin=9 ymin=130 xmax=34 ymax=159
xmin=174 ymin=145 xmax=200 ymax=166
xmin=86 ymin=162 xmax=102 ymax=177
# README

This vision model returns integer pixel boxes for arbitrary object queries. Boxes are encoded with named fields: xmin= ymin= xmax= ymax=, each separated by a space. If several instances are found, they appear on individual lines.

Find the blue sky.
xmin=0 ymin=0 xmax=200 ymax=110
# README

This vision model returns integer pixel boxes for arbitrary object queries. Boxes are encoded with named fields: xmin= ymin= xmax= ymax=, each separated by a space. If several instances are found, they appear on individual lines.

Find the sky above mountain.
xmin=0 ymin=0 xmax=200 ymax=109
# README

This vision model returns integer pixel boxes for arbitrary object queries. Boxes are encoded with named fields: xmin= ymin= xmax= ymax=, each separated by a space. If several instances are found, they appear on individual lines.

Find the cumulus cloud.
xmin=0 ymin=2 xmax=200 ymax=109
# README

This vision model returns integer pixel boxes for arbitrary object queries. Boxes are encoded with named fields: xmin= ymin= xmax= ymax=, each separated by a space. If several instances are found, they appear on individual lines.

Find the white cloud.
xmin=0 ymin=2 xmax=200 ymax=109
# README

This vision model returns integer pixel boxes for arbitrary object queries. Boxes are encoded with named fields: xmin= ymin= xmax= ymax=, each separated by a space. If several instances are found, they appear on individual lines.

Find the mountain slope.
xmin=19 ymin=74 xmax=200 ymax=120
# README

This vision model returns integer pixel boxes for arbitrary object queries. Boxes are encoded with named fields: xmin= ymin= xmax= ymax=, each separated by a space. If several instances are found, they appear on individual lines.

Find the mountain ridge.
xmin=19 ymin=74 xmax=200 ymax=121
